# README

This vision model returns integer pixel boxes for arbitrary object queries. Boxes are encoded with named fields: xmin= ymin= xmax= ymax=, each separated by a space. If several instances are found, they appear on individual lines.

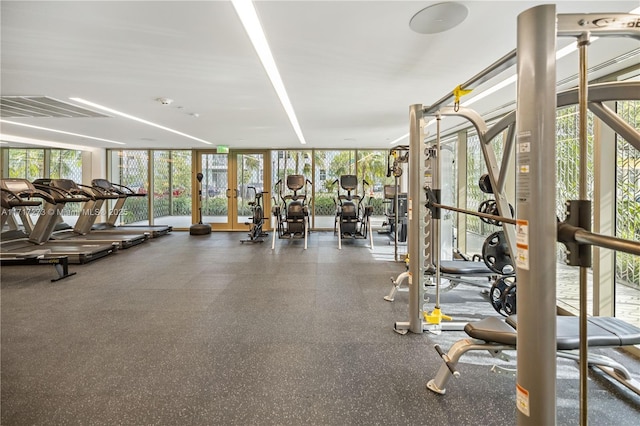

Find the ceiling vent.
xmin=0 ymin=96 xmax=109 ymax=118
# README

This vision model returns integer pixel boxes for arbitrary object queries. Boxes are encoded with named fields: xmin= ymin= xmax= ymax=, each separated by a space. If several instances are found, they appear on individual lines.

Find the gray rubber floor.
xmin=2 ymin=231 xmax=639 ymax=425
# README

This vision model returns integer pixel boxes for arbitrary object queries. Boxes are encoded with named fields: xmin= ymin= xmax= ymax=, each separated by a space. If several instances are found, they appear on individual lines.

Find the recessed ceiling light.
xmin=409 ymin=2 xmax=468 ymax=35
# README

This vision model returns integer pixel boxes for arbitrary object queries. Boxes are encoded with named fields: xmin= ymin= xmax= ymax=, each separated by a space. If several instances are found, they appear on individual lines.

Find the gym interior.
xmin=1 ymin=2 xmax=640 ymax=425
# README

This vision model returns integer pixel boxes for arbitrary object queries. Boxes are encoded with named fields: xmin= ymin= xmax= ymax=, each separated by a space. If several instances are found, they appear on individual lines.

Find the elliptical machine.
xmin=271 ymin=174 xmax=311 ymax=250
xmin=190 ymin=172 xmax=212 ymax=235
xmin=333 ymin=175 xmax=374 ymax=249
xmin=241 ymin=186 xmax=268 ymax=243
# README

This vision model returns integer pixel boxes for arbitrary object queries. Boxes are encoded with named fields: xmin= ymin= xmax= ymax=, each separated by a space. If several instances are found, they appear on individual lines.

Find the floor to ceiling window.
xmin=110 ymin=150 xmax=149 ymax=226
xmin=555 ymin=105 xmax=595 ymax=315
xmin=3 ymin=148 xmax=83 ymax=226
xmin=356 ymin=150 xmax=395 ymax=229
xmin=615 ymin=99 xmax=640 ymax=326
xmin=6 ymin=148 xmax=45 ymax=181
xmin=152 ymin=150 xmax=192 ymax=227
xmin=313 ymin=150 xmax=355 ymax=229
xmin=109 ymin=149 xmax=192 ymax=228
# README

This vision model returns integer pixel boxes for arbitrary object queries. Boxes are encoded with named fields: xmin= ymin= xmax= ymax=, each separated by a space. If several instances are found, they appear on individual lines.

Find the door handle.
xmin=233 ymin=189 xmax=238 ymax=199
xmin=226 ymin=188 xmax=231 ymax=198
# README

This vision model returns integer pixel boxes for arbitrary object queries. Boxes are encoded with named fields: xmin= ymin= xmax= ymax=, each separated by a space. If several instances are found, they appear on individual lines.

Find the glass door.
xmin=195 ymin=151 xmax=269 ymax=230
xmin=234 ymin=152 xmax=267 ymax=229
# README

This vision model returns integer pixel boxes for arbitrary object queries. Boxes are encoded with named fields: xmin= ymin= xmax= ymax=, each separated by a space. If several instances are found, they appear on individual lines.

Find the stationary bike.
xmin=241 ymin=186 xmax=268 ymax=243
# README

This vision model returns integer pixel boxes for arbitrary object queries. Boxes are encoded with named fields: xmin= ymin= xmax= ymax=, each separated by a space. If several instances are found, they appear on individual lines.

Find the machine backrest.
xmin=383 ymin=185 xmax=396 ymax=199
xmin=286 ymin=175 xmax=304 ymax=191
xmin=340 ymin=175 xmax=357 ymax=191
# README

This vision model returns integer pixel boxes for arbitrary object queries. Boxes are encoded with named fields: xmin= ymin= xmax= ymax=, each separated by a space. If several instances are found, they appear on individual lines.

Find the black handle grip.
xmin=434 ymin=344 xmax=460 ymax=378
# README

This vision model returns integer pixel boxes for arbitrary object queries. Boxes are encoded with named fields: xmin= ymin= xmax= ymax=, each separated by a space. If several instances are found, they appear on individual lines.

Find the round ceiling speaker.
xmin=409 ymin=2 xmax=469 ymax=34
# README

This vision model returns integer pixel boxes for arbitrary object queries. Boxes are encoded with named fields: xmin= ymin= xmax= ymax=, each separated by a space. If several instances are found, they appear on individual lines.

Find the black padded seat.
xmin=506 ymin=315 xmax=640 ymax=350
xmin=440 ymin=260 xmax=493 ymax=275
xmin=464 ymin=317 xmax=517 ymax=346
xmin=592 ymin=317 xmax=640 ymax=346
xmin=554 ymin=317 xmax=620 ymax=349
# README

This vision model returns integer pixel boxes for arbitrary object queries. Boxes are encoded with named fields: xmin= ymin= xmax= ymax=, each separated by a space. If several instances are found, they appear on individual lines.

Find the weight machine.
xmin=271 ymin=175 xmax=312 ymax=250
xmin=385 ymin=121 xmax=514 ymax=307
xmin=395 ymin=5 xmax=640 ymax=426
xmin=393 ymin=90 xmax=518 ymax=332
xmin=380 ymin=147 xmax=409 ymax=260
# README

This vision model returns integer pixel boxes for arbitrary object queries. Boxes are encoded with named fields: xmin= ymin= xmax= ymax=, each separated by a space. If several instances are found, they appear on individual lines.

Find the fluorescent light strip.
xmin=232 ymin=0 xmax=307 ymax=145
xmin=462 ymin=75 xmax=517 ymax=107
xmin=389 ymin=132 xmax=409 ymax=145
xmin=0 ymin=119 xmax=126 ymax=145
xmin=70 ymin=98 xmax=212 ymax=145
xmin=0 ymin=134 xmax=97 ymax=150
xmin=390 ymin=118 xmax=439 ymax=145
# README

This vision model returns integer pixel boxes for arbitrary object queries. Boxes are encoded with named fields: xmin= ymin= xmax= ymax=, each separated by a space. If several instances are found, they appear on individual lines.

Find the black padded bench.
xmin=428 ymin=315 xmax=640 ymax=395
xmin=384 ymin=260 xmax=497 ymax=302
xmin=439 ymin=260 xmax=494 ymax=275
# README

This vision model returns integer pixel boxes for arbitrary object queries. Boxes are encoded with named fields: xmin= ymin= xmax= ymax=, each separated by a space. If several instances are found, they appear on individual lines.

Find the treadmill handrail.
xmin=91 ymin=179 xmax=143 ymax=198
xmin=33 ymin=182 xmax=92 ymax=204
xmin=84 ymin=184 xmax=120 ymax=200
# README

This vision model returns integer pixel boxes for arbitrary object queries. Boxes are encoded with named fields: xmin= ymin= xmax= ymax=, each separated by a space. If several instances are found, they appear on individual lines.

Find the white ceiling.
xmin=1 ymin=1 xmax=639 ymax=151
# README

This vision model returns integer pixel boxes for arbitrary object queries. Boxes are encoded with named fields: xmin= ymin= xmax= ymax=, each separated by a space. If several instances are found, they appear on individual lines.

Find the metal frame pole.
xmin=432 ymin=116 xmax=442 ymax=312
xmin=394 ymin=174 xmax=399 ymax=262
xmin=408 ymin=104 xmax=426 ymax=334
xmin=515 ymin=5 xmax=558 ymax=425
xmin=577 ymin=32 xmax=590 ymax=426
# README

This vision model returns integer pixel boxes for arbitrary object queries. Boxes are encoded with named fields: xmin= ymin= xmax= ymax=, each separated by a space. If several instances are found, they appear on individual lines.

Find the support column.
xmin=408 ymin=104 xmax=426 ymax=334
xmin=515 ymin=5 xmax=557 ymax=425
xmin=456 ymin=130 xmax=467 ymax=253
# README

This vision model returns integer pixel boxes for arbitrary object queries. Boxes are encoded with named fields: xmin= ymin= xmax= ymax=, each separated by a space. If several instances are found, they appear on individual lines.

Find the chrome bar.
xmin=577 ymin=34 xmax=590 ymax=426
xmin=575 ymin=229 xmax=640 ymax=256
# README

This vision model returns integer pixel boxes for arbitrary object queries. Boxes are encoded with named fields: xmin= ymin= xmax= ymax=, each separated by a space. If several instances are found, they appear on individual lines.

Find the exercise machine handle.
xmin=434 ymin=344 xmax=460 ymax=378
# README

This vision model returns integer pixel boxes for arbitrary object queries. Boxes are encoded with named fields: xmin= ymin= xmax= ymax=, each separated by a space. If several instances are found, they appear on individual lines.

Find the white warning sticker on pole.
xmin=408 ymin=198 xmax=412 ymax=221
xmin=515 ymin=219 xmax=529 ymax=270
xmin=516 ymin=383 xmax=530 ymax=416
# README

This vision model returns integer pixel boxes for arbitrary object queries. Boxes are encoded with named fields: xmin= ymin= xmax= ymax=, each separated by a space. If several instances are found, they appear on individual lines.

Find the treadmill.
xmin=33 ymin=179 xmax=148 ymax=249
xmin=91 ymin=179 xmax=172 ymax=237
xmin=0 ymin=179 xmax=117 ymax=264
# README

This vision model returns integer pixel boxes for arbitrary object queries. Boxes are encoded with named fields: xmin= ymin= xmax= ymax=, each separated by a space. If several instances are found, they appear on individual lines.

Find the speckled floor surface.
xmin=2 ymin=231 xmax=639 ymax=425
